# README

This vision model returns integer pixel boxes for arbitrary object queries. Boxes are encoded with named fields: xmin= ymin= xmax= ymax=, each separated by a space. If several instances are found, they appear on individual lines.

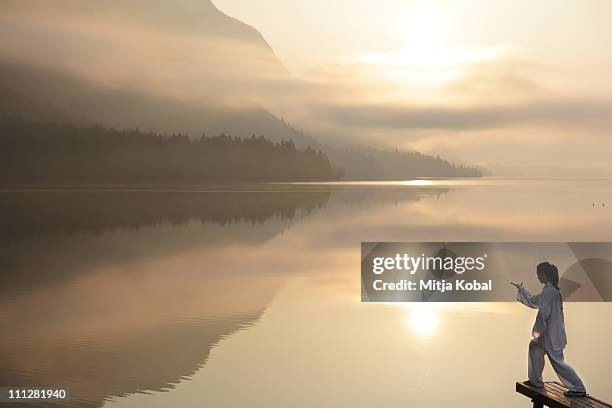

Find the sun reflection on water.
xmin=400 ymin=179 xmax=434 ymax=186
xmin=407 ymin=305 xmax=440 ymax=338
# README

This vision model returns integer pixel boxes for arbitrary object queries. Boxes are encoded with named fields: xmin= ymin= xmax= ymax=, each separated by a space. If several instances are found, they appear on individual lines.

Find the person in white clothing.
xmin=511 ymin=261 xmax=587 ymax=397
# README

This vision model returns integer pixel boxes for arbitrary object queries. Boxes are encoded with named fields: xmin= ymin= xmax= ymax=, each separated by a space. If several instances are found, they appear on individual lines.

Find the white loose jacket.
xmin=517 ymin=282 xmax=567 ymax=351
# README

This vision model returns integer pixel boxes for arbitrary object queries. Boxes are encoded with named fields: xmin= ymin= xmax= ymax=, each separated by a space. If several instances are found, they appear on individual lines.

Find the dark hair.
xmin=537 ymin=261 xmax=563 ymax=307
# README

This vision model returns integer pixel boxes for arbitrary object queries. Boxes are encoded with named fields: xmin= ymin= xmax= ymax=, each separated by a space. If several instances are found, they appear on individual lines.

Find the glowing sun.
xmin=403 ymin=7 xmax=449 ymax=48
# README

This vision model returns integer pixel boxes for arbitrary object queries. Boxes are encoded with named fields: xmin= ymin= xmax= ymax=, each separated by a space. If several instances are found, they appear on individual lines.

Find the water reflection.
xmin=0 ymin=187 xmax=335 ymax=407
xmin=0 ymin=188 xmax=331 ymax=294
xmin=406 ymin=305 xmax=440 ymax=338
xmin=0 ymin=185 xmax=446 ymax=407
xmin=0 ymin=180 xmax=611 ymax=407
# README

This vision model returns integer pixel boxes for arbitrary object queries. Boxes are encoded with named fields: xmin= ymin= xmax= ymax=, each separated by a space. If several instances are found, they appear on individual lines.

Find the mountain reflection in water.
xmin=0 ymin=185 xmax=444 ymax=408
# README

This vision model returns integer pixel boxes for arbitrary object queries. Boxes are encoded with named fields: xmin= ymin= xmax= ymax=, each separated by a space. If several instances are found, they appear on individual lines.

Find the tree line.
xmin=0 ymin=117 xmax=343 ymax=184
xmin=327 ymin=147 xmax=482 ymax=179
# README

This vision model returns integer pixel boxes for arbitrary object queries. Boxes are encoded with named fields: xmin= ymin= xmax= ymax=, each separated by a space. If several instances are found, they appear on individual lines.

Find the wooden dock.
xmin=516 ymin=381 xmax=612 ymax=408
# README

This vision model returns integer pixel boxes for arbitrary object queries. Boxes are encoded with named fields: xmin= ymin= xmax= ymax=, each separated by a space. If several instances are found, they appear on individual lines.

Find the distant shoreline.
xmin=1 ymin=177 xmax=611 ymax=194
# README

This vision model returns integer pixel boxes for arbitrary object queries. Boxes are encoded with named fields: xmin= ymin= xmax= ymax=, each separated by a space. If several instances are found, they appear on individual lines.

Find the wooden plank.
xmin=516 ymin=381 xmax=612 ymax=408
xmin=546 ymin=383 xmax=612 ymax=408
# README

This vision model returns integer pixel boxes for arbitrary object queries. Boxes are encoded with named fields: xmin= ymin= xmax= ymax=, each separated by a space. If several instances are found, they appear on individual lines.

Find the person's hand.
xmin=510 ymin=281 xmax=523 ymax=288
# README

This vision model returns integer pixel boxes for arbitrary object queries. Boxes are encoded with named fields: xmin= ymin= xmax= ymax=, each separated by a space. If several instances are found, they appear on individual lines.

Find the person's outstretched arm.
xmin=513 ymin=283 xmax=541 ymax=309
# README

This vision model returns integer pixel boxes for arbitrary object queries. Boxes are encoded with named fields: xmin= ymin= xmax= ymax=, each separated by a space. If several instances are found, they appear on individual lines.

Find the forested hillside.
xmin=0 ymin=118 xmax=341 ymax=184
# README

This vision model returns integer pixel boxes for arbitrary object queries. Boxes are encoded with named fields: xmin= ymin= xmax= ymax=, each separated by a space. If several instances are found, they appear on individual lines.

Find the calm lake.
xmin=1 ymin=179 xmax=611 ymax=407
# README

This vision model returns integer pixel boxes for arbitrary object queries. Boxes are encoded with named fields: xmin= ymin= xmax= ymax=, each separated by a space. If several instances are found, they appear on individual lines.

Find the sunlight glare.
xmin=402 ymin=7 xmax=448 ymax=48
xmin=408 ymin=306 xmax=440 ymax=338
xmin=401 ymin=179 xmax=434 ymax=186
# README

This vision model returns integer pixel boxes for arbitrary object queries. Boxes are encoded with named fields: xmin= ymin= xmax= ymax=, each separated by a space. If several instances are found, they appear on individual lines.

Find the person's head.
xmin=537 ymin=261 xmax=559 ymax=288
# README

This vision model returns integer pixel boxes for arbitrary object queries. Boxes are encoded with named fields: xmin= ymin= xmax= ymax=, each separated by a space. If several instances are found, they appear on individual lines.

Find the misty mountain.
xmin=0 ymin=1 xmax=480 ymax=179
xmin=0 ymin=62 xmax=317 ymax=147
xmin=0 ymin=0 xmax=307 ymax=141
xmin=1 ymin=0 xmax=285 ymax=62
xmin=0 ymin=64 xmax=480 ymax=179
xmin=3 ymin=0 xmax=285 ymax=55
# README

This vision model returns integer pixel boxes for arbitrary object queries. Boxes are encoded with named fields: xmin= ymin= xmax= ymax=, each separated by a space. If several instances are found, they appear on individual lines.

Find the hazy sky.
xmin=215 ymin=0 xmax=612 ymax=73
xmin=213 ymin=0 xmax=612 ymax=175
